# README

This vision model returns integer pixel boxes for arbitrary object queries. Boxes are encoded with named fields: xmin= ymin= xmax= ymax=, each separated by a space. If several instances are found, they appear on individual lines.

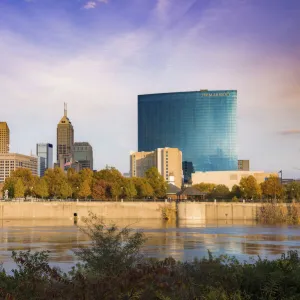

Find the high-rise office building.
xmin=138 ymin=90 xmax=237 ymax=181
xmin=73 ymin=142 xmax=93 ymax=170
xmin=182 ymin=161 xmax=195 ymax=184
xmin=57 ymin=103 xmax=74 ymax=166
xmin=130 ymin=147 xmax=182 ymax=188
xmin=0 ymin=153 xmax=38 ymax=183
xmin=37 ymin=156 xmax=46 ymax=177
xmin=0 ymin=122 xmax=10 ymax=154
xmin=36 ymin=143 xmax=53 ymax=176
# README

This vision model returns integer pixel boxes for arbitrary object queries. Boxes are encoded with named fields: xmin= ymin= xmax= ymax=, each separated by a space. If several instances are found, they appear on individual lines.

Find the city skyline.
xmin=0 ymin=0 xmax=300 ymax=177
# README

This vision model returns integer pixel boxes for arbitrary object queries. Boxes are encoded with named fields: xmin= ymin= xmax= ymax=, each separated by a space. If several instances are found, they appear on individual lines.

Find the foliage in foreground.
xmin=1 ymin=214 xmax=300 ymax=299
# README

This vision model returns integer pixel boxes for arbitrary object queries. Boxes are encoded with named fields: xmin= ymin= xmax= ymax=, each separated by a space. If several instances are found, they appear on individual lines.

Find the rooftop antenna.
xmin=64 ymin=102 xmax=67 ymax=117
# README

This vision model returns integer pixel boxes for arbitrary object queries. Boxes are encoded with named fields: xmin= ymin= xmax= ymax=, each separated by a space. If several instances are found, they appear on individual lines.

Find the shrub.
xmin=159 ymin=204 xmax=177 ymax=221
xmin=74 ymin=212 xmax=146 ymax=277
xmin=257 ymin=203 xmax=300 ymax=224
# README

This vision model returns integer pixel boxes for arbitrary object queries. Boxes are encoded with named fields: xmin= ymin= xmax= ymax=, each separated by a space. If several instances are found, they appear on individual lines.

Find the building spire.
xmin=64 ymin=102 xmax=67 ymax=117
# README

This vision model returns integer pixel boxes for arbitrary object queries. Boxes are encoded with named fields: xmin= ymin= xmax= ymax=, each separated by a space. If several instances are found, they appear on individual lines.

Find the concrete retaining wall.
xmin=0 ymin=201 xmax=262 ymax=221
xmin=178 ymin=202 xmax=261 ymax=220
xmin=0 ymin=202 xmax=175 ymax=220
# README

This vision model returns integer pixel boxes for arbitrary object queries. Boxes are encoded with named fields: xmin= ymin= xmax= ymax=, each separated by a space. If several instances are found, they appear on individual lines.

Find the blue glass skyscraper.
xmin=138 ymin=90 xmax=237 ymax=180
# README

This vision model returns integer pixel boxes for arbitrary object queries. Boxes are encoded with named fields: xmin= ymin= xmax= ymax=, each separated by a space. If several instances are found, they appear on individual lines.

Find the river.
xmin=1 ymin=219 xmax=300 ymax=272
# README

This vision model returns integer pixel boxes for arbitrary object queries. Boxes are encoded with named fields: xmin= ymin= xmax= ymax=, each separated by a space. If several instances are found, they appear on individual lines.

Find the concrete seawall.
xmin=178 ymin=202 xmax=261 ymax=220
xmin=0 ymin=201 xmax=264 ymax=221
xmin=0 ymin=202 xmax=175 ymax=220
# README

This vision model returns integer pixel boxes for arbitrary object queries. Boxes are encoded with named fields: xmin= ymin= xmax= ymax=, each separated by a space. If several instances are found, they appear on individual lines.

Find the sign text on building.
xmin=201 ymin=92 xmax=230 ymax=97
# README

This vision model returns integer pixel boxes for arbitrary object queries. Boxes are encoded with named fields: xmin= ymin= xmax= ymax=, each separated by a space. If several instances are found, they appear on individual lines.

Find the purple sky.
xmin=0 ymin=0 xmax=300 ymax=177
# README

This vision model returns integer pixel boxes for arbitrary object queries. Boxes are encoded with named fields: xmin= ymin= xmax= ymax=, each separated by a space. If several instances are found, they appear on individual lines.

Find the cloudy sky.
xmin=0 ymin=0 xmax=299 ymax=177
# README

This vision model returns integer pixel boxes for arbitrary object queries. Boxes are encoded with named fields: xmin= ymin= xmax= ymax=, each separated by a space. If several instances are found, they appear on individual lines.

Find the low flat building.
xmin=192 ymin=171 xmax=277 ymax=190
xmin=130 ymin=147 xmax=183 ymax=188
xmin=238 ymin=160 xmax=250 ymax=171
xmin=0 ymin=153 xmax=38 ymax=182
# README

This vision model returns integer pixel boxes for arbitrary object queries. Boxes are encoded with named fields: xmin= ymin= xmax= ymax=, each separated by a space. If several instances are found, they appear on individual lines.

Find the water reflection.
xmin=0 ymin=219 xmax=300 ymax=272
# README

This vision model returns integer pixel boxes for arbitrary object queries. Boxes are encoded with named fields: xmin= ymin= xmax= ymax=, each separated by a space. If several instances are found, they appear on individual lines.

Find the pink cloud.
xmin=83 ymin=0 xmax=108 ymax=9
xmin=280 ymin=130 xmax=300 ymax=135
xmin=83 ymin=1 xmax=97 ymax=9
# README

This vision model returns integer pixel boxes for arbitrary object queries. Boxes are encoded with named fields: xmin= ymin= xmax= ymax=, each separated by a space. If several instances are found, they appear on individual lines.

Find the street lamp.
xmin=278 ymin=170 xmax=283 ymax=185
xmin=121 ymin=187 xmax=124 ymax=202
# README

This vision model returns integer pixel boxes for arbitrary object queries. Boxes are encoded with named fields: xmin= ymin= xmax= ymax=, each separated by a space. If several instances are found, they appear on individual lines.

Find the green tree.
xmin=67 ymin=168 xmax=81 ymax=197
xmin=145 ymin=167 xmax=167 ymax=199
xmin=11 ymin=168 xmax=35 ymax=196
xmin=95 ymin=167 xmax=124 ymax=200
xmin=133 ymin=178 xmax=154 ymax=199
xmin=14 ymin=179 xmax=25 ymax=198
xmin=59 ymin=181 xmax=72 ymax=199
xmin=95 ymin=167 xmax=123 ymax=183
xmin=261 ymin=176 xmax=283 ymax=200
xmin=231 ymin=184 xmax=242 ymax=198
xmin=211 ymin=184 xmax=230 ymax=200
xmin=3 ymin=177 xmax=16 ymax=198
xmin=124 ymin=179 xmax=137 ymax=199
xmin=111 ymin=183 xmax=123 ymax=200
xmin=240 ymin=175 xmax=262 ymax=200
xmin=285 ymin=182 xmax=300 ymax=201
xmin=33 ymin=178 xmax=49 ymax=199
xmin=193 ymin=183 xmax=216 ymax=193
xmin=92 ymin=179 xmax=109 ymax=200
xmin=76 ymin=212 xmax=146 ymax=277
xmin=79 ymin=168 xmax=93 ymax=185
xmin=44 ymin=167 xmax=66 ymax=198
xmin=78 ymin=179 xmax=92 ymax=200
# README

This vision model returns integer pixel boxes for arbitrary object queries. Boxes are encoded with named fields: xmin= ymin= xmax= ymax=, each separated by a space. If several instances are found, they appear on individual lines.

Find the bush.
xmin=74 ymin=212 xmax=146 ymax=277
xmin=257 ymin=203 xmax=300 ymax=224
xmin=232 ymin=196 xmax=239 ymax=202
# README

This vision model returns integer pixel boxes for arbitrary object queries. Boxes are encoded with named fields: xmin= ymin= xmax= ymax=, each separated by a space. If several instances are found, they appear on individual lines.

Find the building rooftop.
xmin=74 ymin=142 xmax=92 ymax=146
xmin=139 ymin=90 xmax=237 ymax=97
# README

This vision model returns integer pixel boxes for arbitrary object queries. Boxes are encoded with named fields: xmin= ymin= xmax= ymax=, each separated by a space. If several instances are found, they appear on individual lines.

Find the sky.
xmin=0 ymin=0 xmax=300 ymax=177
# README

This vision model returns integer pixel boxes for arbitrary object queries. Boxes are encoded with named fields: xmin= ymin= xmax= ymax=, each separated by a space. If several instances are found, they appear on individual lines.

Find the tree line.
xmin=1 ymin=166 xmax=168 ymax=200
xmin=2 ymin=168 xmax=300 ymax=201
xmin=193 ymin=175 xmax=300 ymax=202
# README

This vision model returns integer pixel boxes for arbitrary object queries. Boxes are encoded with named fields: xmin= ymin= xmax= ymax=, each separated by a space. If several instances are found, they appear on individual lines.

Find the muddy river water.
xmin=1 ymin=219 xmax=300 ymax=272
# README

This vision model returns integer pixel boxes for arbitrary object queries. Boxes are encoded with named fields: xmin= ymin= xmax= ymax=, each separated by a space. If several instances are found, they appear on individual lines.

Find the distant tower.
xmin=73 ymin=142 xmax=94 ymax=170
xmin=36 ymin=143 xmax=54 ymax=176
xmin=57 ymin=103 xmax=74 ymax=166
xmin=0 ymin=122 xmax=10 ymax=154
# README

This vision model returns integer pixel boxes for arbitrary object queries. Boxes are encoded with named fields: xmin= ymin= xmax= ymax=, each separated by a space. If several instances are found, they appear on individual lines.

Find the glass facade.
xmin=138 ymin=90 xmax=237 ymax=178
xmin=73 ymin=142 xmax=94 ymax=170
xmin=36 ymin=143 xmax=53 ymax=176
